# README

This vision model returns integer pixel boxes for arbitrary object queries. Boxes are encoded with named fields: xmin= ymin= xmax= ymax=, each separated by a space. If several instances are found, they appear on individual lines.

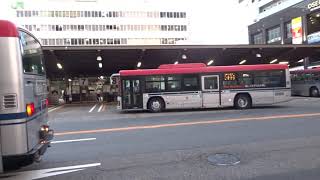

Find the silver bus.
xmin=118 ymin=63 xmax=291 ymax=112
xmin=291 ymin=68 xmax=320 ymax=97
xmin=0 ymin=20 xmax=53 ymax=168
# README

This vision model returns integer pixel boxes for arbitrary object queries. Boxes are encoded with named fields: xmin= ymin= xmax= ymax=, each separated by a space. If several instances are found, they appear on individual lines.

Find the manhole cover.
xmin=207 ymin=153 xmax=240 ymax=166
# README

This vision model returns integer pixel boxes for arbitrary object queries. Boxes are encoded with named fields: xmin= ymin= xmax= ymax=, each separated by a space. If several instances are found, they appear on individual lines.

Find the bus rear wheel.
xmin=310 ymin=87 xmax=319 ymax=97
xmin=235 ymin=94 xmax=252 ymax=109
xmin=148 ymin=98 xmax=164 ymax=113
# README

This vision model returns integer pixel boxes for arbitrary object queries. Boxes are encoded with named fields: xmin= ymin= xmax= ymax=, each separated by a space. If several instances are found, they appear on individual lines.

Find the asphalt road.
xmin=3 ymin=97 xmax=320 ymax=180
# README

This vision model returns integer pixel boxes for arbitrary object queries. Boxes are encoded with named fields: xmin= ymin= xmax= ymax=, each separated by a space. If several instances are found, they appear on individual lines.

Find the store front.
xmin=307 ymin=1 xmax=320 ymax=44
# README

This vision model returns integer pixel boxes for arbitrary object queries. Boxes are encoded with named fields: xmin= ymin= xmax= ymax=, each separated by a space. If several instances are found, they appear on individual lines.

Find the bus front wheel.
xmin=234 ymin=94 xmax=252 ymax=109
xmin=148 ymin=98 xmax=164 ymax=113
xmin=310 ymin=87 xmax=319 ymax=97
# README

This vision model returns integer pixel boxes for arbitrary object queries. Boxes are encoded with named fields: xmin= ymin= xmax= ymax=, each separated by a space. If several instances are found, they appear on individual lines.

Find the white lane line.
xmin=89 ymin=104 xmax=98 ymax=113
xmin=48 ymin=106 xmax=63 ymax=113
xmin=0 ymin=163 xmax=101 ymax=180
xmin=51 ymin=138 xmax=96 ymax=144
xmin=97 ymin=104 xmax=104 ymax=112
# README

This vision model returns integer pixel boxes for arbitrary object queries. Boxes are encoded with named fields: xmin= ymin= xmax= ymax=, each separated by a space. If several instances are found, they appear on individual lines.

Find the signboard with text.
xmin=292 ymin=17 xmax=303 ymax=44
xmin=308 ymin=0 xmax=320 ymax=11
xmin=307 ymin=31 xmax=320 ymax=44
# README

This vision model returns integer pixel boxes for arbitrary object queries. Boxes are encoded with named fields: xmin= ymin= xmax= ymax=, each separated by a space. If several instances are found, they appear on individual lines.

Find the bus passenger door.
xmin=201 ymin=75 xmax=220 ymax=108
xmin=122 ymin=79 xmax=143 ymax=109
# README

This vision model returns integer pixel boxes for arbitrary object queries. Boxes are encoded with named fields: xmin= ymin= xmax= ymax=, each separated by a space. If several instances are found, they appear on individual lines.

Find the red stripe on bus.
xmin=120 ymin=64 xmax=288 ymax=76
xmin=0 ymin=20 xmax=19 ymax=37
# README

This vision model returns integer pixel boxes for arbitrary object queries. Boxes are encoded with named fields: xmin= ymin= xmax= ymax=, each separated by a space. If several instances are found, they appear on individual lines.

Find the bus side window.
xmin=182 ymin=75 xmax=199 ymax=91
xmin=19 ymin=30 xmax=45 ymax=75
xmin=238 ymin=72 xmax=253 ymax=85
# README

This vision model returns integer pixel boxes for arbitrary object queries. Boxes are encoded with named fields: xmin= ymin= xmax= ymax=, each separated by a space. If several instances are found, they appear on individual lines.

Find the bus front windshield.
xmin=19 ymin=30 xmax=45 ymax=75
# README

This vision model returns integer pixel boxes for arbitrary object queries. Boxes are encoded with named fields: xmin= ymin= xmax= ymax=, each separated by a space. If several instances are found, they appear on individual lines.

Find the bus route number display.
xmin=224 ymin=73 xmax=236 ymax=81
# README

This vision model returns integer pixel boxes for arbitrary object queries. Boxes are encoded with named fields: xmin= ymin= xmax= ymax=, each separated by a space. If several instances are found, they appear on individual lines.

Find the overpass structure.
xmin=43 ymin=44 xmax=320 ymax=78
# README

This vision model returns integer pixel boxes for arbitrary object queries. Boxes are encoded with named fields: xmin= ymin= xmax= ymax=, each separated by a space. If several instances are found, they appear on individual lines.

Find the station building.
xmin=239 ymin=0 xmax=320 ymax=68
xmin=9 ymin=0 xmax=189 ymax=46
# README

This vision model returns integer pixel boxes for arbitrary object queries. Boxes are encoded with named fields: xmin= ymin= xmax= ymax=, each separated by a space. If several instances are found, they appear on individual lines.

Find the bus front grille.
xmin=3 ymin=94 xmax=17 ymax=109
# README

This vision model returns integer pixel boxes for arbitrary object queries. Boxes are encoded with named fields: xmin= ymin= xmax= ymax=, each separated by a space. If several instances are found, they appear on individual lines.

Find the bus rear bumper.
xmin=3 ymin=129 xmax=53 ymax=169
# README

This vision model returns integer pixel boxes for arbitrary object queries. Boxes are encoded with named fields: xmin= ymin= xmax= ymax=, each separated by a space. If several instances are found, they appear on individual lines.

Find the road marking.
xmin=51 ymin=138 xmax=96 ymax=144
xmin=97 ymin=104 xmax=104 ymax=112
xmin=48 ymin=106 xmax=63 ymax=113
xmin=102 ymin=104 xmax=107 ymax=111
xmin=55 ymin=112 xmax=320 ymax=136
xmin=89 ymin=104 xmax=98 ymax=113
xmin=0 ymin=163 xmax=101 ymax=180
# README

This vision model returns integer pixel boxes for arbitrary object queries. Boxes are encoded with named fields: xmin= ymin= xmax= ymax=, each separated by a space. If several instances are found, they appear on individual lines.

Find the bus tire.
xmin=310 ymin=87 xmax=319 ymax=97
xmin=234 ymin=94 xmax=252 ymax=109
xmin=147 ymin=97 xmax=164 ymax=113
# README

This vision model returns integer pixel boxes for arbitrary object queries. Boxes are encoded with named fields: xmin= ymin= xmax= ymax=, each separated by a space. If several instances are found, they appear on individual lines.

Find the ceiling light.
xmin=97 ymin=56 xmax=102 ymax=61
xmin=207 ymin=60 xmax=214 ymax=66
xmin=57 ymin=63 xmax=63 ymax=69
xmin=100 ymin=76 xmax=104 ymax=79
xmin=298 ymin=59 xmax=304 ymax=63
xmin=68 ymin=79 xmax=72 ymax=82
xmin=98 ymin=63 xmax=102 ymax=68
xmin=239 ymin=59 xmax=247 ymax=65
xmin=181 ymin=54 xmax=187 ymax=60
xmin=256 ymin=53 xmax=261 ymax=58
xmin=279 ymin=61 xmax=289 ymax=64
xmin=137 ymin=62 xmax=142 ymax=68
xmin=270 ymin=59 xmax=278 ymax=64
xmin=174 ymin=61 xmax=179 ymax=65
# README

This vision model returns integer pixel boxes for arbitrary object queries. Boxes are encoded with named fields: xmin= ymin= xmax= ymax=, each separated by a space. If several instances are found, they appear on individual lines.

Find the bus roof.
xmin=0 ymin=20 xmax=18 ymax=37
xmin=120 ymin=64 xmax=288 ymax=76
xmin=291 ymin=67 xmax=320 ymax=73
xmin=158 ymin=63 xmax=206 ymax=69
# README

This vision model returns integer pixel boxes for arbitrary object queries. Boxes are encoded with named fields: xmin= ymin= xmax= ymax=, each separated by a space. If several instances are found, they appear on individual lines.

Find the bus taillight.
xmin=45 ymin=99 xmax=49 ymax=107
xmin=26 ymin=103 xmax=35 ymax=116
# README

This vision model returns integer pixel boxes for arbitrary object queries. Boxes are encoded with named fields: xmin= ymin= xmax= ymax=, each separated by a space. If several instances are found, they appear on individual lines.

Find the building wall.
xmin=248 ymin=0 xmax=320 ymax=45
xmin=238 ymin=0 xmax=304 ymax=25
xmin=8 ymin=0 xmax=190 ymax=46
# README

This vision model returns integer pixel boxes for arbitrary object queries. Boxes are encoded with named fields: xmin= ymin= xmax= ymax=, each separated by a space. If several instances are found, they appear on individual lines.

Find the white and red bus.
xmin=117 ymin=63 xmax=291 ymax=112
xmin=291 ymin=67 xmax=320 ymax=97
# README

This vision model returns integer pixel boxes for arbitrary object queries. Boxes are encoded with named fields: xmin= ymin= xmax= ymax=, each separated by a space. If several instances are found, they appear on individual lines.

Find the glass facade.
xmin=267 ymin=26 xmax=281 ymax=44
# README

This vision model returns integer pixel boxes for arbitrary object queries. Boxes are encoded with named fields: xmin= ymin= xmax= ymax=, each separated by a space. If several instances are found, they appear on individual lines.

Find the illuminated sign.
xmin=224 ymin=73 xmax=236 ymax=81
xmin=307 ymin=31 xmax=320 ymax=44
xmin=11 ymin=1 xmax=24 ymax=9
xmin=292 ymin=17 xmax=303 ymax=44
xmin=308 ymin=0 xmax=320 ymax=11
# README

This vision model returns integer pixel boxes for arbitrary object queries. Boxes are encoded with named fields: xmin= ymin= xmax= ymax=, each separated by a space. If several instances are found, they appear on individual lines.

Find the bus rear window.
xmin=19 ymin=31 xmax=45 ymax=75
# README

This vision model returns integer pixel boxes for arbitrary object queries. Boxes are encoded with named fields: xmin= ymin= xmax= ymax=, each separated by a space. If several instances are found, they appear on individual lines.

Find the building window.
xmin=100 ymin=38 xmax=106 ymax=45
xmin=114 ymin=38 xmax=120 ymax=44
xmin=160 ymin=12 xmax=166 ymax=18
xmin=107 ymin=38 xmax=113 ymax=44
xmin=267 ymin=26 xmax=281 ymax=44
xmin=252 ymin=32 xmax=263 ymax=44
xmin=121 ymin=38 xmax=127 ymax=44
xmin=285 ymin=22 xmax=292 ymax=39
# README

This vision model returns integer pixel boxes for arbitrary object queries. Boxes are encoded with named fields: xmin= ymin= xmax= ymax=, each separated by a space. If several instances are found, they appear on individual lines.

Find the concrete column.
xmin=262 ymin=28 xmax=267 ymax=44
xmin=304 ymin=57 xmax=310 ymax=69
